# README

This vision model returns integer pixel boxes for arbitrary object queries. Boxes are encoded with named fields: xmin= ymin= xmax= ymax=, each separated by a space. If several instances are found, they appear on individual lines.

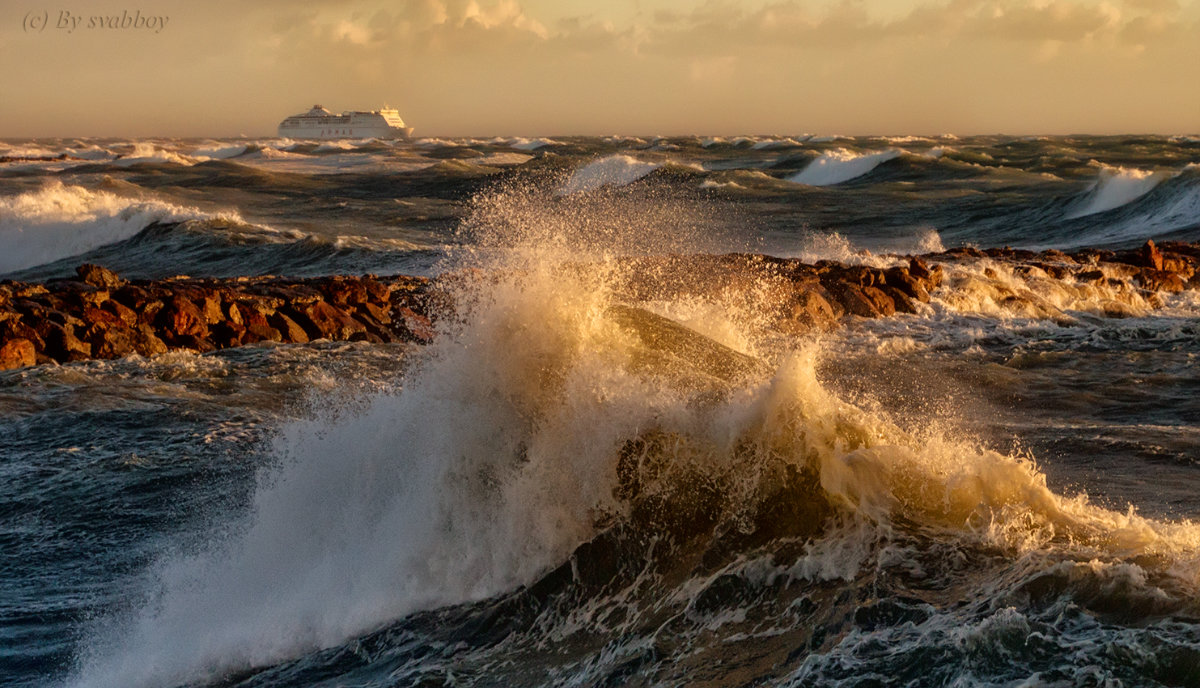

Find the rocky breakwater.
xmin=0 ymin=264 xmax=434 ymax=370
xmin=615 ymin=239 xmax=1199 ymax=332
xmin=1 ymin=239 xmax=1198 ymax=371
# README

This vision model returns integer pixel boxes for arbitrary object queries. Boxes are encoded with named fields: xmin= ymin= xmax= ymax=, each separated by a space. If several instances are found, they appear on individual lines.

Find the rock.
xmin=43 ymin=323 xmax=92 ymax=362
xmin=234 ymin=301 xmax=270 ymax=330
xmin=1140 ymin=240 xmax=1164 ymax=271
xmin=784 ymin=289 xmax=839 ymax=331
xmin=0 ymin=318 xmax=45 ymax=352
xmin=200 ymin=295 xmax=225 ymax=325
xmin=393 ymin=306 xmax=435 ymax=343
xmin=828 ymin=283 xmax=883 ymax=318
xmin=101 ymin=299 xmax=138 ymax=327
xmin=268 ymin=312 xmax=309 ymax=344
xmin=133 ymin=325 xmax=168 ymax=357
xmin=209 ymin=322 xmax=246 ymax=348
xmin=861 ymin=286 xmax=896 ymax=316
xmin=156 ymin=297 xmax=209 ymax=341
xmin=243 ymin=323 xmax=283 ymax=344
xmin=1076 ymin=270 xmax=1105 ymax=283
xmin=296 ymin=301 xmax=367 ymax=340
xmin=882 ymin=286 xmax=916 ymax=314
xmin=883 ymin=266 xmax=930 ymax=302
xmin=171 ymin=334 xmax=216 ymax=354
xmin=76 ymin=264 xmax=126 ymax=289
xmin=0 ymin=338 xmax=36 ymax=370
xmin=88 ymin=324 xmax=138 ymax=359
xmin=1135 ymin=269 xmax=1185 ymax=293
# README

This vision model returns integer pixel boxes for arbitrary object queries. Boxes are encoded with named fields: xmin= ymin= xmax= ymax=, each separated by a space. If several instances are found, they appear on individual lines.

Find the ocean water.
xmin=1 ymin=134 xmax=1200 ymax=687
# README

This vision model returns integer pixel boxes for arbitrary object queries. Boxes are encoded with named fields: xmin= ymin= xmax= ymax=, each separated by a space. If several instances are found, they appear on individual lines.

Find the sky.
xmin=0 ymin=0 xmax=1197 ymax=137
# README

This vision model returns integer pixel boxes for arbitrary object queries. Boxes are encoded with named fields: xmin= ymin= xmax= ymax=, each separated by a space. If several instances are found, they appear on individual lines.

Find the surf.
xmin=64 ymin=177 xmax=1200 ymax=688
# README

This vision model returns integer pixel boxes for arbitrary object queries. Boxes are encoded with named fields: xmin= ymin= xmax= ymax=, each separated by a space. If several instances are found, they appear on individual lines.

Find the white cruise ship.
xmin=277 ymin=105 xmax=415 ymax=139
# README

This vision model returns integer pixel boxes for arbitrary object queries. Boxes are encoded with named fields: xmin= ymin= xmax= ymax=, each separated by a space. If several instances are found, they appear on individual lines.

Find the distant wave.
xmin=0 ymin=182 xmax=237 ymax=274
xmin=492 ymin=136 xmax=561 ymax=151
xmin=561 ymin=155 xmax=662 ymax=194
xmin=112 ymin=142 xmax=195 ymax=166
xmin=787 ymin=148 xmax=902 ymax=186
xmin=1067 ymin=165 xmax=1168 ymax=218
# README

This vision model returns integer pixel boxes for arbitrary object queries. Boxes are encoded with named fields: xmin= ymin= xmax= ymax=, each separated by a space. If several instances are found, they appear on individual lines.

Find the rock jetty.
xmin=1 ymin=240 xmax=1197 ymax=371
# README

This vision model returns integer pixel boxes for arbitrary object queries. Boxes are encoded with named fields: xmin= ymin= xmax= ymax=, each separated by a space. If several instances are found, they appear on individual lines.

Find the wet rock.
xmin=156 ymin=297 xmax=209 ymax=342
xmin=1140 ymin=240 xmax=1164 ymax=271
xmin=283 ymin=301 xmax=364 ymax=341
xmin=133 ymin=325 xmax=168 ymax=357
xmin=200 ymin=295 xmax=225 ymax=325
xmin=1135 ymin=269 xmax=1185 ymax=293
xmin=243 ymin=323 xmax=283 ymax=344
xmin=268 ymin=312 xmax=309 ymax=344
xmin=883 ymin=266 xmax=930 ymax=303
xmin=393 ymin=307 xmax=435 ymax=344
xmin=828 ymin=283 xmax=885 ymax=318
xmin=0 ymin=338 xmax=36 ymax=370
xmin=76 ymin=264 xmax=126 ymax=289
xmin=43 ymin=323 xmax=91 ymax=362
xmin=784 ymin=289 xmax=839 ymax=331
xmin=88 ymin=324 xmax=138 ymax=359
xmin=101 ymin=299 xmax=138 ymax=327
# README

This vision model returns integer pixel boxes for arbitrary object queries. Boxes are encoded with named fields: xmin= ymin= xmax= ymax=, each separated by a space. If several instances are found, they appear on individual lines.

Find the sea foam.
xmin=787 ymin=148 xmax=901 ymax=186
xmin=67 ymin=181 xmax=1200 ymax=688
xmin=560 ymin=155 xmax=662 ymax=194
xmin=1068 ymin=165 xmax=1166 ymax=218
xmin=0 ymin=182 xmax=230 ymax=274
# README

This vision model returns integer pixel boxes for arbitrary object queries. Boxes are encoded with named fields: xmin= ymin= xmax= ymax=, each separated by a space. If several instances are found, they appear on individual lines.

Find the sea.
xmin=1 ymin=134 xmax=1199 ymax=687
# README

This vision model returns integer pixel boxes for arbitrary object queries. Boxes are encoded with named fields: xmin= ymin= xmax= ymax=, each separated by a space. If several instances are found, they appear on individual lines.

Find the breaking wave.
xmin=1068 ymin=165 xmax=1168 ymax=218
xmin=67 ymin=181 xmax=1200 ymax=688
xmin=0 ymin=181 xmax=237 ymax=275
xmin=561 ymin=155 xmax=663 ymax=194
xmin=787 ymin=148 xmax=902 ymax=186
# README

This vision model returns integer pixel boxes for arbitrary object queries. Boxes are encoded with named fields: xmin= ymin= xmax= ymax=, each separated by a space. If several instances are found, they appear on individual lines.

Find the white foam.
xmin=1068 ymin=165 xmax=1166 ymax=218
xmin=560 ymin=155 xmax=662 ymax=194
xmin=787 ymin=148 xmax=901 ymax=186
xmin=190 ymin=144 xmax=248 ymax=160
xmin=113 ymin=142 xmax=194 ymax=166
xmin=751 ymin=137 xmax=804 ymax=150
xmin=507 ymin=137 xmax=560 ymax=151
xmin=0 ymin=182 xmax=234 ymax=273
xmin=67 ymin=179 xmax=1200 ymax=688
xmin=313 ymin=140 xmax=356 ymax=153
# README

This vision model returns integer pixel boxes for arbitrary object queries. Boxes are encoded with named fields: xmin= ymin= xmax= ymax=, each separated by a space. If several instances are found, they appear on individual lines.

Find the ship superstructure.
xmin=277 ymin=105 xmax=414 ymax=139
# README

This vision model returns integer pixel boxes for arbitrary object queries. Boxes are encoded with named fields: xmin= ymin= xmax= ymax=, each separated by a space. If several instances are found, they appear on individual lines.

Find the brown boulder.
xmin=1140 ymin=240 xmax=1164 ymax=271
xmin=171 ymin=334 xmax=216 ymax=353
xmin=200 ymin=295 xmax=225 ymax=325
xmin=76 ymin=264 xmax=126 ymax=289
xmin=242 ymin=323 xmax=283 ymax=344
xmin=101 ymin=299 xmax=138 ymax=327
xmin=784 ymin=289 xmax=839 ymax=332
xmin=393 ymin=307 xmax=435 ymax=343
xmin=1135 ymin=269 xmax=1185 ymax=293
xmin=268 ymin=312 xmax=309 ymax=344
xmin=156 ymin=297 xmax=209 ymax=340
xmin=0 ymin=338 xmax=36 ymax=370
xmin=0 ymin=318 xmax=45 ymax=352
xmin=883 ymin=266 xmax=930 ymax=302
xmin=133 ymin=325 xmax=168 ymax=357
xmin=43 ymin=323 xmax=92 ymax=362
xmin=294 ymin=301 xmax=368 ymax=340
xmin=828 ymin=283 xmax=884 ymax=318
xmin=88 ymin=325 xmax=138 ymax=359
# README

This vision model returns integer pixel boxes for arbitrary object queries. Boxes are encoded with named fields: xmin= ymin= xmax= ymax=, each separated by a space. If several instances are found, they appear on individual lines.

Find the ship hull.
xmin=277 ymin=125 xmax=414 ymax=140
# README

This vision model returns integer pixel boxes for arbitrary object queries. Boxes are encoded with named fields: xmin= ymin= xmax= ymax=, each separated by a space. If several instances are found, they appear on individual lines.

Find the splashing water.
xmin=67 ymin=178 xmax=1200 ymax=688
